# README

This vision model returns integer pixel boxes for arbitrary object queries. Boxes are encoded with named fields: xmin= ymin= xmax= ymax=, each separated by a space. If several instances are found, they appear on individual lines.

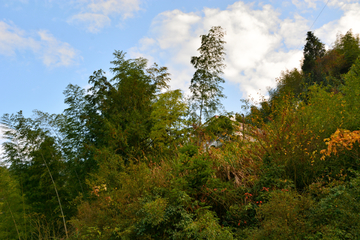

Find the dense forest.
xmin=1 ymin=26 xmax=360 ymax=239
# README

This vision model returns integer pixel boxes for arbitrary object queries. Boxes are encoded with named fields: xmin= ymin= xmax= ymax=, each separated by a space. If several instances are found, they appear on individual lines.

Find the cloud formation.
xmin=0 ymin=21 xmax=79 ymax=67
xmin=0 ymin=21 xmax=40 ymax=56
xmin=130 ymin=0 xmax=360 ymax=101
xmin=291 ymin=0 xmax=322 ymax=9
xmin=38 ymin=30 xmax=79 ymax=67
xmin=68 ymin=0 xmax=142 ymax=33
xmin=130 ymin=2 xmax=307 ymax=100
xmin=316 ymin=1 xmax=360 ymax=46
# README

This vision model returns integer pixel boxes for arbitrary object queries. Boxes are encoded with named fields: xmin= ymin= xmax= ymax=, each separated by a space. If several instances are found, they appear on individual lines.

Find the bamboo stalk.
xmin=40 ymin=152 xmax=68 ymax=239
xmin=6 ymin=200 xmax=21 ymax=240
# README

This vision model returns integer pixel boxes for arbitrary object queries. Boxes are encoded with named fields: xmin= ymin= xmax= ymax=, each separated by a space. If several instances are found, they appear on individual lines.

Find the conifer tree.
xmin=301 ymin=31 xmax=325 ymax=76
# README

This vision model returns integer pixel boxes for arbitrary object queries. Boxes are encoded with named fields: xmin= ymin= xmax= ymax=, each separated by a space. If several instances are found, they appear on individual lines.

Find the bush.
xmin=250 ymin=190 xmax=315 ymax=240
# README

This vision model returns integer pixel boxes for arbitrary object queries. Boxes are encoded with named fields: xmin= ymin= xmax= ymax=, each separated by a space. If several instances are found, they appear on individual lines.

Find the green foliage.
xmin=139 ymin=197 xmax=168 ymax=227
xmin=83 ymin=51 xmax=186 ymax=163
xmin=252 ymin=99 xmax=318 ymax=189
xmin=71 ymin=158 xmax=234 ymax=239
xmin=250 ymin=190 xmax=315 ymax=240
xmin=62 ymin=84 xmax=93 ymax=191
xmin=190 ymin=26 xmax=226 ymax=123
xmin=254 ymin=155 xmax=294 ymax=191
xmin=0 ymin=166 xmax=28 ymax=239
xmin=182 ymin=210 xmax=234 ymax=240
xmin=3 ymin=29 xmax=360 ymax=239
xmin=302 ymin=31 xmax=326 ymax=77
xmin=310 ymin=172 xmax=360 ymax=239
xmin=342 ymin=57 xmax=360 ymax=130
xmin=309 ymin=29 xmax=360 ymax=90
xmin=179 ymin=144 xmax=199 ymax=157
xmin=1 ymin=111 xmax=72 ymax=238
xmin=314 ymin=48 xmax=346 ymax=87
xmin=203 ymin=115 xmax=235 ymax=141
xmin=333 ymin=29 xmax=360 ymax=74
xmin=150 ymin=89 xmax=188 ymax=155
xmin=273 ymin=68 xmax=305 ymax=104
xmin=211 ymin=140 xmax=261 ymax=188
xmin=179 ymin=153 xmax=215 ymax=190
xmin=71 ymin=161 xmax=151 ymax=239
xmin=85 ymin=52 xmax=155 ymax=160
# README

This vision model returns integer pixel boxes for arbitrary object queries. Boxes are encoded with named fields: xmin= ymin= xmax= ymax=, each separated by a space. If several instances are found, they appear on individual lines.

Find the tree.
xmin=150 ymin=89 xmax=188 ymax=154
xmin=309 ymin=29 xmax=360 ymax=89
xmin=61 ymin=84 xmax=92 ymax=196
xmin=82 ymin=51 xmax=177 ymax=162
xmin=1 ymin=111 xmax=70 ymax=238
xmin=190 ymin=26 xmax=226 ymax=124
xmin=301 ymin=31 xmax=326 ymax=84
xmin=0 ymin=166 xmax=28 ymax=240
xmin=334 ymin=29 xmax=360 ymax=74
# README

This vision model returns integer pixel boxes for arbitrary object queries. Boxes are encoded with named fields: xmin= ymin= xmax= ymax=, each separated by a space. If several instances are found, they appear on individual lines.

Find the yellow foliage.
xmin=320 ymin=129 xmax=360 ymax=160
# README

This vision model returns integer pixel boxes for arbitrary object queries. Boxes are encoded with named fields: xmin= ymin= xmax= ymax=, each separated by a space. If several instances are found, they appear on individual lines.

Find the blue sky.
xmin=1 ymin=0 xmax=360 ymax=123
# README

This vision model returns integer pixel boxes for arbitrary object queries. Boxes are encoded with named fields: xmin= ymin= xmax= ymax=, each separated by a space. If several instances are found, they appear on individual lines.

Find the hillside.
xmin=1 ymin=29 xmax=360 ymax=239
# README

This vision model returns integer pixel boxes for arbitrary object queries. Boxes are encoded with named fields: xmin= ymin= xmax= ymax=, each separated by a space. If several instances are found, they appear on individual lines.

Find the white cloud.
xmin=68 ymin=0 xmax=142 ymax=33
xmin=0 ymin=21 xmax=79 ymax=67
xmin=316 ymin=1 xmax=360 ymax=47
xmin=292 ymin=0 xmax=322 ymax=9
xmin=130 ymin=0 xmax=360 ymax=102
xmin=0 ymin=21 xmax=40 ymax=56
xmin=38 ymin=30 xmax=79 ymax=67
xmin=279 ymin=14 xmax=309 ymax=48
xmin=69 ymin=13 xmax=111 ymax=33
xmin=87 ymin=0 xmax=141 ymax=18
xmin=327 ymin=0 xmax=360 ymax=7
xmin=130 ymin=1 xmax=307 ymax=100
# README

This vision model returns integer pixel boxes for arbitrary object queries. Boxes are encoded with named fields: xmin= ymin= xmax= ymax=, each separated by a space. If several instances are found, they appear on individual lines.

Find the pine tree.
xmin=301 ymin=31 xmax=325 ymax=75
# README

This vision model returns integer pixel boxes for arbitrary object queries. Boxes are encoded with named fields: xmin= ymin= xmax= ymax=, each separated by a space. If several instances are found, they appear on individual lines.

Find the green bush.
xmin=250 ymin=190 xmax=315 ymax=240
xmin=311 ymin=172 xmax=360 ymax=239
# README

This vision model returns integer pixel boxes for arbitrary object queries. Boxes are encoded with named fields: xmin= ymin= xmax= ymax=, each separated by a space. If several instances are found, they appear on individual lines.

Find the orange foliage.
xmin=320 ymin=129 xmax=360 ymax=160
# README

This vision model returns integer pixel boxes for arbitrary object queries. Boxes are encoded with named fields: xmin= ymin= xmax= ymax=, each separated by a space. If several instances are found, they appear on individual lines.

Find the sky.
xmin=1 ymin=0 xmax=360 ymax=148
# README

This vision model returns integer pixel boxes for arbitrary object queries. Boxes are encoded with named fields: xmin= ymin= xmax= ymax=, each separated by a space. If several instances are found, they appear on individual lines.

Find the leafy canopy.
xmin=190 ymin=26 xmax=226 ymax=124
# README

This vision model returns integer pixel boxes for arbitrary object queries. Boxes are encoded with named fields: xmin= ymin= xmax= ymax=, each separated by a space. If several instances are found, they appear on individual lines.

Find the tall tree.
xmin=190 ymin=26 xmax=226 ymax=124
xmin=301 ymin=31 xmax=325 ymax=78
xmin=1 ymin=111 xmax=70 ymax=238
xmin=83 ymin=51 xmax=174 ymax=161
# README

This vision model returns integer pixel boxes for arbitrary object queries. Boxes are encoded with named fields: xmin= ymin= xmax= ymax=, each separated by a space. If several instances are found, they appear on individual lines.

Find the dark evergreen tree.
xmin=302 ymin=31 xmax=326 ymax=75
